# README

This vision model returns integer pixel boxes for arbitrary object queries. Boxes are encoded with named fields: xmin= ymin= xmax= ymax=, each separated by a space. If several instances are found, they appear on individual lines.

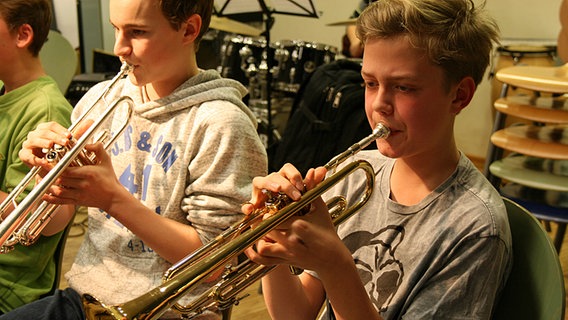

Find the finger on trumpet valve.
xmin=43 ymin=141 xmax=70 ymax=163
xmin=261 ymin=186 xmax=314 ymax=216
xmin=263 ymin=189 xmax=296 ymax=208
xmin=53 ymin=143 xmax=66 ymax=152
xmin=45 ymin=150 xmax=58 ymax=162
xmin=261 ymin=189 xmax=280 ymax=204
xmin=46 ymin=147 xmax=65 ymax=162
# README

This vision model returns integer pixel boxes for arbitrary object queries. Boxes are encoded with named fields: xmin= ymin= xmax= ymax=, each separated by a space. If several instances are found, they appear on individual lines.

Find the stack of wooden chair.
xmin=484 ymin=0 xmax=568 ymax=251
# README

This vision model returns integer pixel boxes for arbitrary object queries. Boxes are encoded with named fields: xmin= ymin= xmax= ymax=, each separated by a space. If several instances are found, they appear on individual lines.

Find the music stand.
xmin=213 ymin=0 xmax=318 ymax=151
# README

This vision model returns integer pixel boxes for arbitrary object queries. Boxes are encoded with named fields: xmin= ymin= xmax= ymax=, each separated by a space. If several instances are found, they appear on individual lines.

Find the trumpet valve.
xmin=44 ymin=142 xmax=67 ymax=163
xmin=262 ymin=190 xmax=293 ymax=211
xmin=261 ymin=188 xmax=311 ymax=216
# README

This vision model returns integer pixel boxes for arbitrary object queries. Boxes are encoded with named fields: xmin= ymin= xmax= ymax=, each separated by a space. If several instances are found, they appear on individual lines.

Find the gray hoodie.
xmin=65 ymin=70 xmax=267 ymax=311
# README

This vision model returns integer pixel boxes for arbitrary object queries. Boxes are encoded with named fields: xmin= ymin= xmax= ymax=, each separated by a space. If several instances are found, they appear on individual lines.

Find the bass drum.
xmin=272 ymin=40 xmax=337 ymax=93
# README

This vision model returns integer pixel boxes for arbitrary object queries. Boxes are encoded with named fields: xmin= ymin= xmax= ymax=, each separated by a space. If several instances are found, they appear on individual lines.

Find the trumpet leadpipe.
xmin=70 ymin=62 xmax=131 ymax=132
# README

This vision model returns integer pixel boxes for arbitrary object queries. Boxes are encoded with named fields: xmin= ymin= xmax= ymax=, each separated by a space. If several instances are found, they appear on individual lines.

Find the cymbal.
xmin=210 ymin=16 xmax=263 ymax=37
xmin=326 ymin=18 xmax=357 ymax=26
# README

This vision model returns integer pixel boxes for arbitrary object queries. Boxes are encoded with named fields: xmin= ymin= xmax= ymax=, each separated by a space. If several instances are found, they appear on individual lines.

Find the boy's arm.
xmin=261 ymin=266 xmax=326 ymax=319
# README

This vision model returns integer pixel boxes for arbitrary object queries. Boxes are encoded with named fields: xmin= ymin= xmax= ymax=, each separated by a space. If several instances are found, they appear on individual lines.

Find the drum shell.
xmin=219 ymin=35 xmax=275 ymax=86
xmin=272 ymin=40 xmax=337 ymax=93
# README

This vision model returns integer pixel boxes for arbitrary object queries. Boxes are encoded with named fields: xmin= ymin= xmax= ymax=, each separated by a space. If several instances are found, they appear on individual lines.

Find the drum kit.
xmin=200 ymin=16 xmax=343 ymax=151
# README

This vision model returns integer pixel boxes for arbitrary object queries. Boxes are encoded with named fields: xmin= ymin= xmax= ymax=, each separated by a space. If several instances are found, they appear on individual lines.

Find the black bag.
xmin=270 ymin=59 xmax=376 ymax=175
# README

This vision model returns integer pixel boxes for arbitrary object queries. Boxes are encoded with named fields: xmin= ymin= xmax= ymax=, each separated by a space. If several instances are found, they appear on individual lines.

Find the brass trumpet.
xmin=0 ymin=62 xmax=134 ymax=253
xmin=82 ymin=123 xmax=390 ymax=320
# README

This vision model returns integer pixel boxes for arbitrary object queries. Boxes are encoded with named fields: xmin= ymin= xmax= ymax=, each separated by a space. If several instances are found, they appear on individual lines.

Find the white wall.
xmin=52 ymin=0 xmax=79 ymax=49
xmin=53 ymin=0 xmax=564 ymax=160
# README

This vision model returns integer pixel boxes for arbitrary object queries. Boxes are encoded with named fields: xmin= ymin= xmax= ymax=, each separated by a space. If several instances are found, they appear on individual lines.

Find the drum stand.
xmin=245 ymin=53 xmax=280 ymax=152
xmin=214 ymin=0 xmax=318 ymax=156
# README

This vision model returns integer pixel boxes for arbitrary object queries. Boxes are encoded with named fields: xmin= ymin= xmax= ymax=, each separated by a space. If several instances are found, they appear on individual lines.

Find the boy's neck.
xmin=390 ymin=147 xmax=460 ymax=206
xmin=144 ymin=62 xmax=199 ymax=100
xmin=2 ymin=58 xmax=45 ymax=93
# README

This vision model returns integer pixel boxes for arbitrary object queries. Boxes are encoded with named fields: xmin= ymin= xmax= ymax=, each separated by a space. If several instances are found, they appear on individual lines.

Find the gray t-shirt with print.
xmin=315 ymin=151 xmax=511 ymax=319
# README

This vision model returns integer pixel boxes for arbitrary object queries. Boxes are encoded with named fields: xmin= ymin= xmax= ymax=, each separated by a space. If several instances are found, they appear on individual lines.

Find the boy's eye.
xmin=396 ymin=85 xmax=412 ymax=92
xmin=364 ymin=81 xmax=378 ymax=88
xmin=131 ymin=30 xmax=146 ymax=36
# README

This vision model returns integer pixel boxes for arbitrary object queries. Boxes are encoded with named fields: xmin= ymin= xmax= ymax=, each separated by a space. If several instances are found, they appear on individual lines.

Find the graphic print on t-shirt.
xmin=344 ymin=224 xmax=405 ymax=312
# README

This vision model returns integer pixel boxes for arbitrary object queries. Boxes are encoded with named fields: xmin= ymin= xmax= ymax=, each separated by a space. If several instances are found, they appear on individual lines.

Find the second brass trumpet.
xmin=82 ymin=123 xmax=390 ymax=320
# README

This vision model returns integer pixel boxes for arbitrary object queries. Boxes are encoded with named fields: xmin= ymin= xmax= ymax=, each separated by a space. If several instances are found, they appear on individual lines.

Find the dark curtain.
xmin=50 ymin=0 xmax=59 ymax=31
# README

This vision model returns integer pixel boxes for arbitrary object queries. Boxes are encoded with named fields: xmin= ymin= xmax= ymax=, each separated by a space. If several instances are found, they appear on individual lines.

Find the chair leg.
xmin=484 ymin=83 xmax=510 ymax=186
xmin=553 ymin=222 xmax=566 ymax=253
xmin=221 ymin=305 xmax=233 ymax=320
xmin=543 ymin=220 xmax=552 ymax=232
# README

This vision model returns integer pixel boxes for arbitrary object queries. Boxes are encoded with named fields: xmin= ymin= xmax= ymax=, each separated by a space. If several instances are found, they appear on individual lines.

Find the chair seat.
xmin=490 ymin=125 xmax=568 ymax=160
xmin=495 ymin=64 xmax=568 ymax=93
xmin=489 ymin=159 xmax=568 ymax=192
xmin=494 ymin=96 xmax=568 ymax=124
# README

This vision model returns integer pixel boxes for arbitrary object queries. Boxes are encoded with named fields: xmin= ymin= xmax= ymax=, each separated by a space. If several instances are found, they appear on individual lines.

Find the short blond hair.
xmin=356 ymin=0 xmax=499 ymax=86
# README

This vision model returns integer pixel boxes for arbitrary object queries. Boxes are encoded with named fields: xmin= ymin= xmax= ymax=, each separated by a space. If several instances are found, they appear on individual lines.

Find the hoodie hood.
xmin=125 ymin=69 xmax=256 ymax=126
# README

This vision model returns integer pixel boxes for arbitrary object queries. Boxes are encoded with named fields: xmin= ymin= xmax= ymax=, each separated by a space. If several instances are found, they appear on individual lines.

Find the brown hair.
xmin=356 ymin=0 xmax=500 ymax=87
xmin=0 ymin=0 xmax=52 ymax=56
xmin=159 ymin=0 xmax=213 ymax=50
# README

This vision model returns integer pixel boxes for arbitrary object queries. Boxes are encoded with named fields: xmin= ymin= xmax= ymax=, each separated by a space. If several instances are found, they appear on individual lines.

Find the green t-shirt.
xmin=0 ymin=76 xmax=72 ymax=312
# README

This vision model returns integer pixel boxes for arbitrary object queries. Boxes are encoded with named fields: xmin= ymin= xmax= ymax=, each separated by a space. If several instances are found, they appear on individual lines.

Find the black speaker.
xmin=92 ymin=49 xmax=122 ymax=74
xmin=65 ymin=73 xmax=111 ymax=107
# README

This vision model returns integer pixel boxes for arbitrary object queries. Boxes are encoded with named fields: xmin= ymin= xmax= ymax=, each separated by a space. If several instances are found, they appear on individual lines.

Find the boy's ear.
xmin=15 ymin=24 xmax=34 ymax=49
xmin=183 ymin=14 xmax=202 ymax=44
xmin=451 ymin=76 xmax=475 ymax=114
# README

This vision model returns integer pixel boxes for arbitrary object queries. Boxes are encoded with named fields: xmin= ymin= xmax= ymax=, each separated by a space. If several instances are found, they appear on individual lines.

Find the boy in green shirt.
xmin=0 ymin=0 xmax=73 ymax=313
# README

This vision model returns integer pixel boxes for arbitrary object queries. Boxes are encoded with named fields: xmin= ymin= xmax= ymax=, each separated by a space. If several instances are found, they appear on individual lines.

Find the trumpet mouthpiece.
xmin=324 ymin=123 xmax=391 ymax=171
xmin=119 ymin=62 xmax=133 ymax=74
xmin=373 ymin=123 xmax=390 ymax=140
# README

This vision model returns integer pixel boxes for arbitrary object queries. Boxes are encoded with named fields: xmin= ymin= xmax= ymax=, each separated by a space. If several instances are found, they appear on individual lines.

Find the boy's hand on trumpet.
xmin=19 ymin=120 xmax=93 ymax=172
xmin=17 ymin=119 xmax=120 ymax=211
xmin=16 ymin=120 xmax=94 ymax=236
xmin=242 ymin=163 xmax=351 ymax=274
